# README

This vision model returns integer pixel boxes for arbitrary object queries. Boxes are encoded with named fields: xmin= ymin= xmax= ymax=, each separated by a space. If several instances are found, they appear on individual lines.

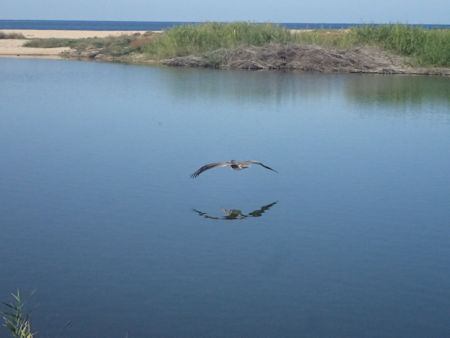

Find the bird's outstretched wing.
xmin=248 ymin=201 xmax=278 ymax=217
xmin=245 ymin=161 xmax=278 ymax=173
xmin=193 ymin=209 xmax=220 ymax=219
xmin=190 ymin=162 xmax=229 ymax=178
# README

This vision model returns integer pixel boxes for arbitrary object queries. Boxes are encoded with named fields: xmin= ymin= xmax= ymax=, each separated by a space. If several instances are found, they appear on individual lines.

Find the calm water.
xmin=0 ymin=58 xmax=449 ymax=337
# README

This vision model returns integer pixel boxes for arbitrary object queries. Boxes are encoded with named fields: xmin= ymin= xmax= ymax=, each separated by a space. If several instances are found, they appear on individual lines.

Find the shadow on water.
xmin=193 ymin=201 xmax=278 ymax=220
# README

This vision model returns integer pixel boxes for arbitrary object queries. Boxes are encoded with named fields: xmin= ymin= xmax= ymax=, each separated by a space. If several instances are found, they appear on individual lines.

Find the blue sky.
xmin=2 ymin=0 xmax=449 ymax=24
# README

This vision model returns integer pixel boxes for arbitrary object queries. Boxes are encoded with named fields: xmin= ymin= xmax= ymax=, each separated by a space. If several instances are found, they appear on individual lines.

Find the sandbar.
xmin=0 ymin=29 xmax=151 ymax=59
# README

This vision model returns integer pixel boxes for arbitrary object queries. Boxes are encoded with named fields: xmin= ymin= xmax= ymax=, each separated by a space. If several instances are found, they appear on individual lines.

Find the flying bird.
xmin=191 ymin=160 xmax=278 ymax=178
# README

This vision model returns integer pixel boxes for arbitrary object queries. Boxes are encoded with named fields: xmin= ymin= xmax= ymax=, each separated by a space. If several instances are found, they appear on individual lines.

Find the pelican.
xmin=191 ymin=160 xmax=278 ymax=178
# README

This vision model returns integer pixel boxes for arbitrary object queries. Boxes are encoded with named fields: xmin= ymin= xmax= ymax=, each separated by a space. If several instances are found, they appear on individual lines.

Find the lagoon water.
xmin=0 ymin=58 xmax=449 ymax=337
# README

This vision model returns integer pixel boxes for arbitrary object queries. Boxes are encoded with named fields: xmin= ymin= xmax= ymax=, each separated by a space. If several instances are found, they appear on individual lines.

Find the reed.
xmin=291 ymin=29 xmax=357 ymax=49
xmin=1 ymin=290 xmax=34 ymax=338
xmin=142 ymin=22 xmax=296 ymax=58
xmin=353 ymin=24 xmax=450 ymax=66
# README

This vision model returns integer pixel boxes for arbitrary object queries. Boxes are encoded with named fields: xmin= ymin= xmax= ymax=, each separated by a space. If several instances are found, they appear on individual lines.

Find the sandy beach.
xmin=0 ymin=29 xmax=150 ymax=58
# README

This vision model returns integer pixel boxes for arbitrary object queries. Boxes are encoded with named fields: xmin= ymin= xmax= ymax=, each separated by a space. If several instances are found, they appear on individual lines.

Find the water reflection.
xmin=163 ymin=68 xmax=449 ymax=109
xmin=163 ymin=67 xmax=331 ymax=103
xmin=345 ymin=75 xmax=450 ymax=108
xmin=193 ymin=201 xmax=278 ymax=220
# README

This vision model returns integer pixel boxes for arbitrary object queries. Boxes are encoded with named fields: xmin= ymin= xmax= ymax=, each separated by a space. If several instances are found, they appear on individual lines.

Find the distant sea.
xmin=0 ymin=20 xmax=448 ymax=30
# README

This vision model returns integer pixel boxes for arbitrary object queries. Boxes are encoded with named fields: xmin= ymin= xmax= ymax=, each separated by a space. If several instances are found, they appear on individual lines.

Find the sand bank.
xmin=0 ymin=29 xmax=151 ymax=59
xmin=0 ymin=29 xmax=149 ymax=39
xmin=0 ymin=39 xmax=71 ymax=58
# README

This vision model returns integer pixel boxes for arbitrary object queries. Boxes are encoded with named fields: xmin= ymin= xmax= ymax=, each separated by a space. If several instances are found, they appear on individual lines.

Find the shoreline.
xmin=0 ymin=28 xmax=318 ymax=60
xmin=1 ymin=28 xmax=448 ymax=76
xmin=0 ymin=29 xmax=153 ymax=59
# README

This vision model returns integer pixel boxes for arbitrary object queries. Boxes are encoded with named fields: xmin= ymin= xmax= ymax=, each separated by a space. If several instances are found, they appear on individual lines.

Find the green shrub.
xmin=0 ymin=32 xmax=25 ymax=39
xmin=24 ymin=38 xmax=75 ymax=48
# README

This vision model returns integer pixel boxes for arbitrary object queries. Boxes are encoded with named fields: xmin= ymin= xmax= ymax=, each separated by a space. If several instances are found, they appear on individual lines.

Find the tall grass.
xmin=1 ymin=290 xmax=34 ymax=338
xmin=292 ymin=29 xmax=357 ymax=49
xmin=353 ymin=24 xmax=450 ymax=66
xmin=142 ymin=22 xmax=296 ymax=58
xmin=142 ymin=22 xmax=450 ymax=66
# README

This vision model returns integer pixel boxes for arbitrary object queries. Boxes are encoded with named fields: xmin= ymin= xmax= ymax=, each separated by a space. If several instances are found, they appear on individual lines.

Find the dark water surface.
xmin=0 ymin=58 xmax=449 ymax=337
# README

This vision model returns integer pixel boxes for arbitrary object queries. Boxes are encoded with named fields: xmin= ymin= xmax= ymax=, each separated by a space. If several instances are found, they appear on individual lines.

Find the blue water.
xmin=0 ymin=58 xmax=449 ymax=337
xmin=0 ymin=19 xmax=449 ymax=30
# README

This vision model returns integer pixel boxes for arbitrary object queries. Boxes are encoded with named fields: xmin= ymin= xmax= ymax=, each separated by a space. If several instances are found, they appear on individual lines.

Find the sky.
xmin=2 ymin=0 xmax=449 ymax=24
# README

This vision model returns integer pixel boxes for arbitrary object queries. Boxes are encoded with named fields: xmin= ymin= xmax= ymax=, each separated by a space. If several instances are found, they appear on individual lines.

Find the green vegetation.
xmin=1 ymin=290 xmax=34 ymax=338
xmin=24 ymin=32 xmax=154 ymax=57
xmin=141 ymin=22 xmax=295 ymax=58
xmin=292 ymin=29 xmax=357 ymax=49
xmin=0 ymin=32 xmax=25 ymax=39
xmin=353 ymin=24 xmax=450 ymax=66
xmin=22 ymin=23 xmax=450 ymax=67
xmin=24 ymin=38 xmax=74 ymax=48
xmin=142 ymin=23 xmax=450 ymax=66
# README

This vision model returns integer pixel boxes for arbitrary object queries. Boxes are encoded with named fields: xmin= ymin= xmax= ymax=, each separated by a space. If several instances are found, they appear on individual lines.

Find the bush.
xmin=0 ymin=32 xmax=25 ymax=39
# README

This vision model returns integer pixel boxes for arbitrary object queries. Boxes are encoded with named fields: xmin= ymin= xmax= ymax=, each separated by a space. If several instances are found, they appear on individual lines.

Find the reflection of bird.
xmin=193 ymin=201 xmax=278 ymax=221
xmin=221 ymin=208 xmax=246 ymax=220
xmin=247 ymin=201 xmax=278 ymax=217
xmin=191 ymin=160 xmax=278 ymax=178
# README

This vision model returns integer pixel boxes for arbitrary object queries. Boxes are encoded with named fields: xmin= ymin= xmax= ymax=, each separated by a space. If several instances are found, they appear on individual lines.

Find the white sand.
xmin=1 ymin=29 xmax=149 ymax=39
xmin=0 ymin=39 xmax=71 ymax=58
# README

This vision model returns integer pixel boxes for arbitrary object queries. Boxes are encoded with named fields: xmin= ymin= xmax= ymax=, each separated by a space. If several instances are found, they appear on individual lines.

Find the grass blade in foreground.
xmin=1 ymin=290 xmax=35 ymax=338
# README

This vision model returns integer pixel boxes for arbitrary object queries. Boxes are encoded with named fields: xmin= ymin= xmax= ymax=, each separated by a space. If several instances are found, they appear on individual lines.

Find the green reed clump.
xmin=415 ymin=29 xmax=450 ymax=66
xmin=142 ymin=22 xmax=296 ymax=59
xmin=1 ymin=290 xmax=35 ymax=338
xmin=353 ymin=24 xmax=450 ymax=66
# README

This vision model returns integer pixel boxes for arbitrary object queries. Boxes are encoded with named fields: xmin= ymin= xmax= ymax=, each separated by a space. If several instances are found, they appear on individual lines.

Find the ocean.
xmin=0 ymin=19 xmax=448 ymax=30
